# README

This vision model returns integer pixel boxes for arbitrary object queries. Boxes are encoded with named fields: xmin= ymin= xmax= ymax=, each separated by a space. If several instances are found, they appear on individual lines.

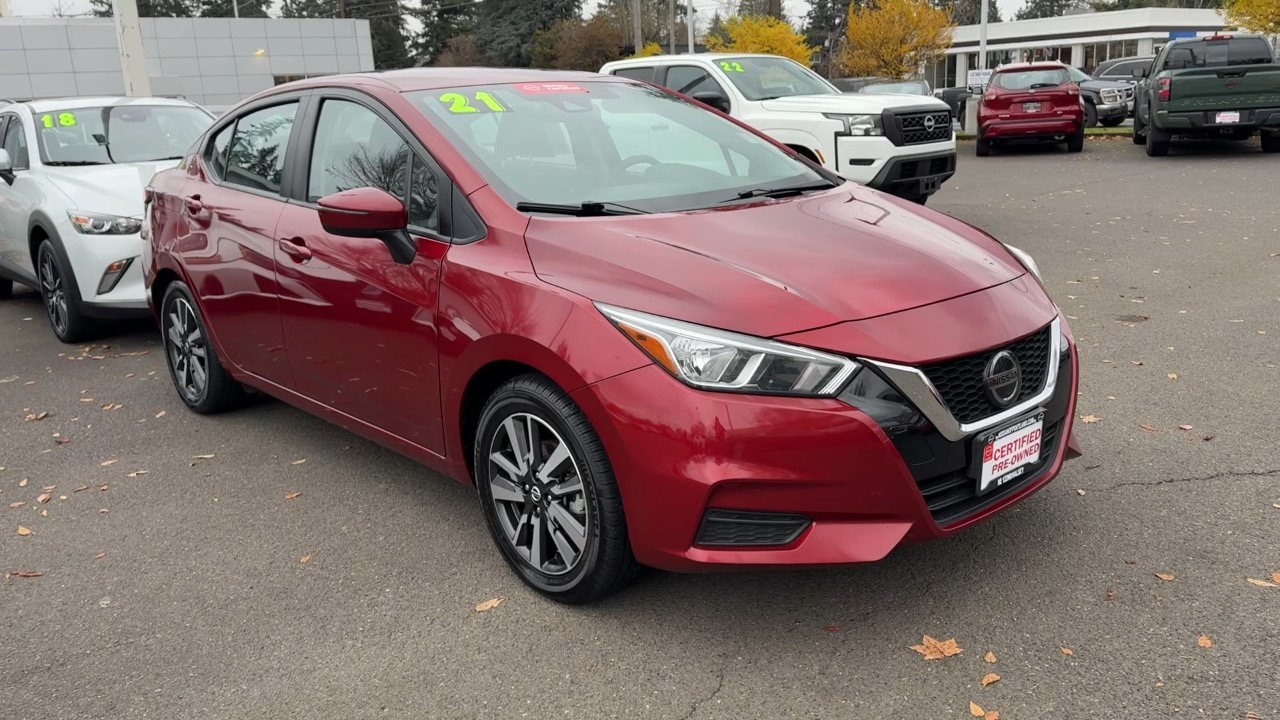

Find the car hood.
xmin=760 ymin=92 xmax=949 ymax=115
xmin=1080 ymin=78 xmax=1133 ymax=92
xmin=42 ymin=160 xmax=180 ymax=217
xmin=524 ymin=186 xmax=1026 ymax=338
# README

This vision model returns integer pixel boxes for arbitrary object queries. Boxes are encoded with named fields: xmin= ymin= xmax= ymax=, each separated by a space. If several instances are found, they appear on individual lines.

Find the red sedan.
xmin=144 ymin=69 xmax=1081 ymax=603
xmin=977 ymin=62 xmax=1086 ymax=156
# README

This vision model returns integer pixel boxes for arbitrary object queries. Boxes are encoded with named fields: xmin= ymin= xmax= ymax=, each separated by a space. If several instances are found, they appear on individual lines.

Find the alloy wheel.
xmin=487 ymin=412 xmax=591 ymax=576
xmin=166 ymin=296 xmax=209 ymax=403
xmin=38 ymin=248 xmax=68 ymax=336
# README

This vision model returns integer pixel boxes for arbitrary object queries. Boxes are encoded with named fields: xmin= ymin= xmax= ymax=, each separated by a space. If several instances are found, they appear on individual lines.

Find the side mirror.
xmin=0 ymin=148 xmax=12 ymax=186
xmin=690 ymin=91 xmax=730 ymax=113
xmin=1131 ymin=66 xmax=1148 ymax=78
xmin=316 ymin=186 xmax=416 ymax=264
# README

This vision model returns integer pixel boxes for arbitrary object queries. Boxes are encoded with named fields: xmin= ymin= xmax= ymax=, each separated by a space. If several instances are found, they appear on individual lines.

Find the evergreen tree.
xmin=412 ymin=0 xmax=478 ymax=66
xmin=279 ymin=0 xmax=337 ymax=17
xmin=1015 ymin=0 xmax=1086 ymax=19
xmin=949 ymin=0 xmax=1003 ymax=24
xmin=198 ymin=0 xmax=271 ymax=17
xmin=804 ymin=0 xmax=853 ymax=76
xmin=347 ymin=0 xmax=412 ymax=69
xmin=476 ymin=0 xmax=582 ymax=67
xmin=90 ymin=0 xmax=196 ymax=17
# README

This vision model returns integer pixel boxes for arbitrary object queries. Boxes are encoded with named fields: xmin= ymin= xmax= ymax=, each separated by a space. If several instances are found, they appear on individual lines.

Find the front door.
xmin=274 ymin=96 xmax=448 ymax=456
xmin=181 ymin=100 xmax=300 ymax=387
xmin=0 ymin=113 xmax=38 ymax=282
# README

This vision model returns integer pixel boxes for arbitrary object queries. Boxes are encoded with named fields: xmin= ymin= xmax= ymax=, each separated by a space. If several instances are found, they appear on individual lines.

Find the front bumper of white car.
xmin=59 ymin=218 xmax=149 ymax=317
xmin=830 ymin=106 xmax=957 ymax=199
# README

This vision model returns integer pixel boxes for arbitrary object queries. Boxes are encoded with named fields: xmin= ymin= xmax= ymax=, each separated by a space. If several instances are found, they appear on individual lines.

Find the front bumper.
xmin=574 ymin=310 xmax=1080 ymax=573
xmin=832 ymin=135 xmax=955 ymax=187
xmin=1096 ymin=101 xmax=1127 ymax=121
xmin=868 ymin=149 xmax=956 ymax=199
xmin=61 ymin=222 xmax=149 ymax=317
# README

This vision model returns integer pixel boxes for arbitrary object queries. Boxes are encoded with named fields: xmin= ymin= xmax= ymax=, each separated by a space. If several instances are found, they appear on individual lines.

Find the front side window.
xmin=712 ymin=56 xmax=838 ymax=101
xmin=410 ymin=81 xmax=829 ymax=213
xmin=206 ymin=123 xmax=233 ymax=180
xmin=33 ymin=104 xmax=212 ymax=166
xmin=664 ymin=66 xmax=727 ymax=98
xmin=1 ymin=114 xmax=27 ymax=169
xmin=991 ymin=68 xmax=1071 ymax=90
xmin=223 ymin=103 xmax=297 ymax=194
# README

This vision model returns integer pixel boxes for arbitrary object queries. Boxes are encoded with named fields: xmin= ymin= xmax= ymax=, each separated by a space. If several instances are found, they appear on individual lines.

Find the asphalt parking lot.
xmin=3 ymin=137 xmax=1278 ymax=720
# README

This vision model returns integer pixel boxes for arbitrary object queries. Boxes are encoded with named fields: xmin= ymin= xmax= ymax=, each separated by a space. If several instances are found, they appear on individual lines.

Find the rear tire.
xmin=1083 ymin=102 xmax=1098 ymax=129
xmin=1145 ymin=127 xmax=1170 ymax=157
xmin=475 ymin=374 xmax=640 ymax=604
xmin=975 ymin=136 xmax=991 ymax=157
xmin=160 ymin=281 xmax=246 ymax=414
xmin=1067 ymin=127 xmax=1085 ymax=153
xmin=36 ymin=239 xmax=93 ymax=344
xmin=1261 ymin=132 xmax=1280 ymax=153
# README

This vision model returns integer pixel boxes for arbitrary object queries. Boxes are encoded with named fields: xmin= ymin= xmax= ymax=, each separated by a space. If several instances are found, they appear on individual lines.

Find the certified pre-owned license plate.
xmin=1216 ymin=111 xmax=1241 ymax=124
xmin=1022 ymin=102 xmax=1041 ymax=113
xmin=978 ymin=412 xmax=1045 ymax=494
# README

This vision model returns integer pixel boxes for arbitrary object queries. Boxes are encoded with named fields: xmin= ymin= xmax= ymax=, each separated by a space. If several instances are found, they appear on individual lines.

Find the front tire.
xmin=1083 ymin=102 xmax=1098 ymax=129
xmin=0 ymin=278 xmax=12 ymax=299
xmin=474 ymin=375 xmax=639 ymax=604
xmin=160 ymin=281 xmax=246 ymax=414
xmin=36 ymin=240 xmax=92 ymax=344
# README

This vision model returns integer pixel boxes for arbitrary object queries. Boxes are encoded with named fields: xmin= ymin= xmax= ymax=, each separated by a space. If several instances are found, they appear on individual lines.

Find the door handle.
xmin=278 ymin=236 xmax=312 ymax=262
xmin=183 ymin=195 xmax=203 ymax=214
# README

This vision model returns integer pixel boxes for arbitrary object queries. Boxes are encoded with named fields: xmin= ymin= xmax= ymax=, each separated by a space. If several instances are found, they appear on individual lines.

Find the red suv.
xmin=977 ymin=62 xmax=1086 ymax=156
xmin=144 ymin=69 xmax=1081 ymax=603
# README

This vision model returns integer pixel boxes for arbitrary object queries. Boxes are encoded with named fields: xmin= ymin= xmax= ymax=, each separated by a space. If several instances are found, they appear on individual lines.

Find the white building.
xmin=0 ymin=16 xmax=375 ymax=110
xmin=925 ymin=8 xmax=1232 ymax=89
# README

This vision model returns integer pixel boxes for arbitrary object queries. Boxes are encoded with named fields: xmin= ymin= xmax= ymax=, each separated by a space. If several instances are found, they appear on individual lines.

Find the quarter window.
xmin=223 ymin=102 xmax=297 ymax=194
xmin=2 ymin=115 xmax=30 ymax=170
xmin=612 ymin=67 xmax=654 ymax=82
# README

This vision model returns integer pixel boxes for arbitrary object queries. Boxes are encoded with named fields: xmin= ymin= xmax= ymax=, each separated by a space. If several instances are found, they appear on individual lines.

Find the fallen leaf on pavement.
xmin=24 ymin=411 xmax=49 ymax=421
xmin=1272 ymin=572 xmax=1280 ymax=584
xmin=1086 ymin=463 xmax=1102 ymax=470
xmin=42 ymin=485 xmax=55 ymax=491
xmin=1131 ymin=360 xmax=1143 ymax=366
xmin=99 ymin=484 xmax=109 ymax=491
xmin=192 ymin=454 xmax=215 ymax=460
xmin=985 ymin=712 xmax=1000 ymax=720
xmin=1076 ymin=489 xmax=1086 ymax=496
xmin=1247 ymin=578 xmax=1278 ymax=588
xmin=1245 ymin=712 xmax=1263 ymax=720
xmin=1178 ymin=424 xmax=1193 ymax=431
xmin=1156 ymin=573 xmax=1175 ymax=582
xmin=1106 ymin=588 xmax=1115 ymax=601
xmin=1060 ymin=646 xmax=1074 ymax=656
xmin=823 ymin=625 xmax=841 ymax=633
xmin=19 ymin=479 xmax=28 ymax=488
xmin=99 ymin=508 xmax=108 ymax=514
xmin=54 ymin=437 xmax=70 ymax=445
xmin=291 ymin=459 xmax=307 ymax=465
xmin=74 ymin=485 xmax=89 ymax=492
xmin=1167 ymin=373 xmax=1177 ymax=380
xmin=155 ymin=411 xmax=166 ymax=419
xmin=475 ymin=598 xmax=503 ymax=613
xmin=100 ymin=459 xmax=118 ymax=466
xmin=981 ymin=673 xmax=1001 ymax=687
xmin=285 ymin=492 xmax=302 ymax=500
xmin=1081 ymin=415 xmax=1101 ymax=424
xmin=1203 ymin=435 xmax=1215 ymax=442
xmin=126 ymin=471 xmax=147 ymax=478
xmin=94 ymin=552 xmax=106 ymax=559
xmin=911 ymin=635 xmax=963 ymax=660
xmin=10 ymin=570 xmax=43 ymax=578
xmin=1197 ymin=635 xmax=1212 ymax=649
xmin=984 ymin=651 xmax=997 ymax=663
xmin=1140 ymin=423 xmax=1157 ymax=432
xmin=970 ymin=702 xmax=985 ymax=717
xmin=300 ymin=555 xmax=311 ymax=564
xmin=36 ymin=493 xmax=50 ymax=504
xmin=9 ymin=501 xmax=25 ymax=509
xmin=17 ymin=526 xmax=31 ymax=536
xmin=1273 ymin=503 xmax=1280 ymax=510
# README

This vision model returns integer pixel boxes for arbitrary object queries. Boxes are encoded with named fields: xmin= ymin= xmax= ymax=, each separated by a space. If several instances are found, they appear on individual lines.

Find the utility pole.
xmin=338 ymin=0 xmax=346 ymax=18
xmin=0 ymin=0 xmax=11 ymax=18
xmin=668 ymin=0 xmax=675 ymax=54
xmin=768 ymin=0 xmax=782 ymax=19
xmin=630 ymin=0 xmax=643 ymax=54
xmin=111 ymin=0 xmax=152 ymax=97
xmin=686 ymin=3 xmax=695 ymax=53
xmin=232 ymin=0 xmax=239 ymax=18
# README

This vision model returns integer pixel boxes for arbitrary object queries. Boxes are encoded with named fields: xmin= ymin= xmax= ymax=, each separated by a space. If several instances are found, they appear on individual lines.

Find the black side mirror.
xmin=0 ymin=148 xmax=14 ymax=186
xmin=691 ymin=91 xmax=730 ymax=113
xmin=1131 ymin=66 xmax=1149 ymax=78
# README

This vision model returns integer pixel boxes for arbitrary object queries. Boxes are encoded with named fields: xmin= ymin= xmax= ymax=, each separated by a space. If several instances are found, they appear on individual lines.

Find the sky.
xmin=12 ymin=0 xmax=1026 ymax=24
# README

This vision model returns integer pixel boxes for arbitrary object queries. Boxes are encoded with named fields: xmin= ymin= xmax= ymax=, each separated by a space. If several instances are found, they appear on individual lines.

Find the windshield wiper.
xmin=44 ymin=160 xmax=108 ymax=166
xmin=515 ymin=201 xmax=649 ymax=216
xmin=725 ymin=180 xmax=840 ymax=202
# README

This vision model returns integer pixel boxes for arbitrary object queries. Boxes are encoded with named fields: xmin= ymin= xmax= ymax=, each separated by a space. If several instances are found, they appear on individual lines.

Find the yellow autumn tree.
xmin=1224 ymin=0 xmax=1280 ymax=35
xmin=840 ymin=0 xmax=954 ymax=80
xmin=704 ymin=15 xmax=816 ymax=67
xmin=631 ymin=41 xmax=663 ymax=58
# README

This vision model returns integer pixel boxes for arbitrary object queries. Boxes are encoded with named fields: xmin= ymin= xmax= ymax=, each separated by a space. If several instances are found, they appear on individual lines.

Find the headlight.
xmin=824 ymin=113 xmax=883 ymax=136
xmin=67 ymin=211 xmax=142 ymax=235
xmin=1100 ymin=89 xmax=1123 ymax=104
xmin=596 ymin=304 xmax=859 ymax=396
xmin=1002 ymin=244 xmax=1042 ymax=284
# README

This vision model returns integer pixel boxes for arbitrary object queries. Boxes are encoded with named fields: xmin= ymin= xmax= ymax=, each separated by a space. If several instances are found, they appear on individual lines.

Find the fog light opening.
xmin=96 ymin=257 xmax=135 ymax=295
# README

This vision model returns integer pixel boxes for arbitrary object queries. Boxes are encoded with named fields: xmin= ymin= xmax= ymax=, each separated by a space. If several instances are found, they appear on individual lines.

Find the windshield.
xmin=712 ymin=56 xmax=838 ymax=100
xmin=34 ymin=104 xmax=212 ymax=165
xmin=1066 ymin=66 xmax=1092 ymax=82
xmin=410 ymin=81 xmax=833 ymax=213
xmin=860 ymin=81 xmax=929 ymax=95
xmin=991 ymin=68 xmax=1071 ymax=90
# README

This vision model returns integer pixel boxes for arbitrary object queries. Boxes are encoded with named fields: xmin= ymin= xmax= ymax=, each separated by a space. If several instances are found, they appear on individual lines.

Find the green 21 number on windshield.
xmin=438 ymin=91 xmax=508 ymax=114
xmin=40 ymin=113 xmax=78 ymax=128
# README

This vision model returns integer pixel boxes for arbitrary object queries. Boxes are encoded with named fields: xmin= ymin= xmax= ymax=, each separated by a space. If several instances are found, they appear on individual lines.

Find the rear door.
xmin=180 ymin=96 xmax=305 ymax=388
xmin=988 ymin=67 xmax=1077 ymax=122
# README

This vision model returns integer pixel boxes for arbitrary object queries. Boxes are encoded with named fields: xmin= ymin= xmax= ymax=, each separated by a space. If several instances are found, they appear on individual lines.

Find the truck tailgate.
xmin=1168 ymin=66 xmax=1280 ymax=113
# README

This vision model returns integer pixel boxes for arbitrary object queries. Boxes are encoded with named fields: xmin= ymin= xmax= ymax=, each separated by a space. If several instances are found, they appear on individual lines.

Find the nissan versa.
xmin=144 ymin=69 xmax=1082 ymax=604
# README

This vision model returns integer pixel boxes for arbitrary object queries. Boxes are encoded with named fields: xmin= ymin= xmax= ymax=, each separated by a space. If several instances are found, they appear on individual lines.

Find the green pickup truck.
xmin=1132 ymin=34 xmax=1280 ymax=156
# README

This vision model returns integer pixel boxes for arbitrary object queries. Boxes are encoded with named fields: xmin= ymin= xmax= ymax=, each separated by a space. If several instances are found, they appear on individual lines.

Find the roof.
xmin=278 ymin=67 xmax=618 ymax=94
xmin=18 ymin=96 xmax=203 ymax=113
xmin=604 ymin=53 xmax=792 ymax=66
xmin=993 ymin=61 xmax=1069 ymax=72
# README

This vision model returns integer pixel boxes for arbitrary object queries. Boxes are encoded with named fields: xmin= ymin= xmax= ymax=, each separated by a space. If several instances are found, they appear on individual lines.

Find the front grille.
xmin=694 ymin=509 xmax=811 ymax=547
xmin=921 ymin=325 xmax=1053 ymax=425
xmin=897 ymin=111 xmax=953 ymax=145
xmin=916 ymin=420 xmax=1062 ymax=527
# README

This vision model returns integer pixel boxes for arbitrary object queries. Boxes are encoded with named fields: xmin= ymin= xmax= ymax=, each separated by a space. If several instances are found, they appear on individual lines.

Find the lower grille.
xmin=921 ymin=325 xmax=1053 ymax=425
xmin=694 ymin=509 xmax=811 ymax=547
xmin=917 ymin=420 xmax=1063 ymax=527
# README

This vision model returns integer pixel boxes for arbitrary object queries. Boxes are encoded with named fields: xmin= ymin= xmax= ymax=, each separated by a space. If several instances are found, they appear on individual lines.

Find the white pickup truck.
xmin=600 ymin=53 xmax=957 ymax=204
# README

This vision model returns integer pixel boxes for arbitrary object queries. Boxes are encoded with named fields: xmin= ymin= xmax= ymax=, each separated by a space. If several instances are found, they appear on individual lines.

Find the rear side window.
xmin=223 ymin=102 xmax=298 ymax=194
xmin=1163 ymin=38 xmax=1273 ymax=70
xmin=613 ymin=67 xmax=654 ymax=82
xmin=991 ymin=68 xmax=1071 ymax=90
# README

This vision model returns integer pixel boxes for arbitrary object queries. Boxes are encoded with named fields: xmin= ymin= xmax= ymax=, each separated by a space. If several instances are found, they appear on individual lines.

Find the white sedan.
xmin=0 ymin=96 xmax=213 ymax=342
